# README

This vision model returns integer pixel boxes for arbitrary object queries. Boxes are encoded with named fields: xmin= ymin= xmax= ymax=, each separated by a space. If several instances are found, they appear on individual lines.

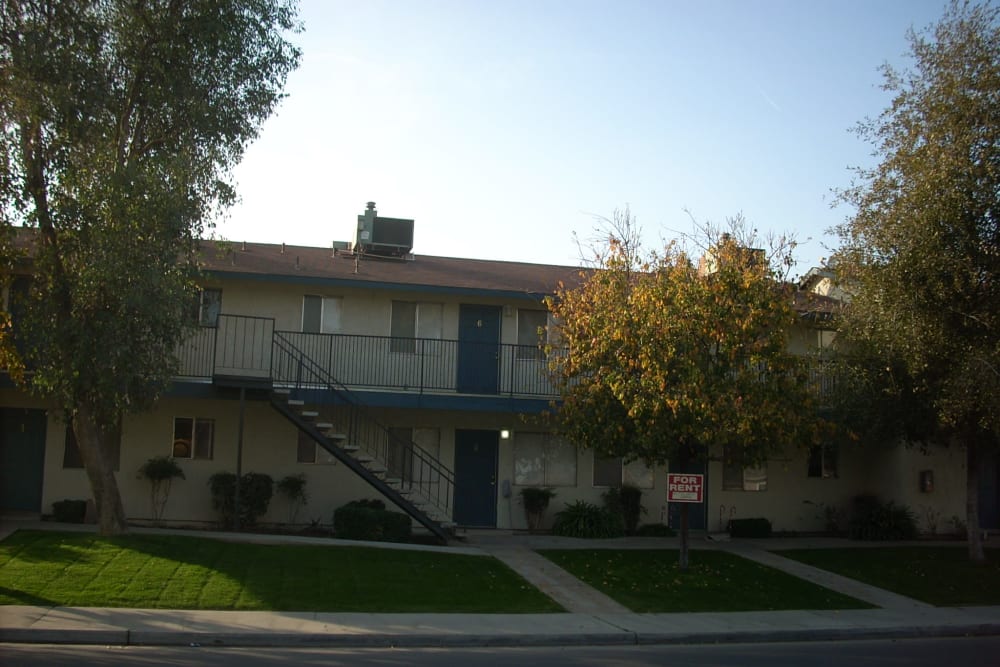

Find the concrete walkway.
xmin=2 ymin=520 xmax=999 ymax=648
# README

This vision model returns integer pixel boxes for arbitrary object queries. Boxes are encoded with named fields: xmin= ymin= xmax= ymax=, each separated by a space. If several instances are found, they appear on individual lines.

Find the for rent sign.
xmin=666 ymin=473 xmax=704 ymax=503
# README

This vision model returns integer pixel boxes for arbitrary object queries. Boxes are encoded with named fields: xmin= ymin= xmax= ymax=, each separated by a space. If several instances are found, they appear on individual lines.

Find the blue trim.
xmin=290 ymin=386 xmax=552 ymax=414
xmin=203 ymin=270 xmax=550 ymax=303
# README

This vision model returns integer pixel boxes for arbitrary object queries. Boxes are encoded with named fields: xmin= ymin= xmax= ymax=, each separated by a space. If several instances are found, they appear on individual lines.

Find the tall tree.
xmin=546 ymin=211 xmax=822 ymax=568
xmin=833 ymin=1 xmax=999 ymax=563
xmin=0 ymin=0 xmax=300 ymax=535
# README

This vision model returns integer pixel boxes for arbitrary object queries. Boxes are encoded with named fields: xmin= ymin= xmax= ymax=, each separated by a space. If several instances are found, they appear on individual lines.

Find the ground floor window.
xmin=296 ymin=430 xmax=337 ymax=464
xmin=62 ymin=421 xmax=120 ymax=471
xmin=722 ymin=444 xmax=767 ymax=491
xmin=387 ymin=427 xmax=441 ymax=479
xmin=593 ymin=456 xmax=654 ymax=489
xmin=172 ymin=417 xmax=214 ymax=460
xmin=513 ymin=433 xmax=577 ymax=486
xmin=808 ymin=442 xmax=839 ymax=478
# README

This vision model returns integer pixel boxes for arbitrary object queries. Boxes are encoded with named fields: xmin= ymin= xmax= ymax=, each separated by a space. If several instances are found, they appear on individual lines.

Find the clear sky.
xmin=219 ymin=0 xmax=949 ymax=278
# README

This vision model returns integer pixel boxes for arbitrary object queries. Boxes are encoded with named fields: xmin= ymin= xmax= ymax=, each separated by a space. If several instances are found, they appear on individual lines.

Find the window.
xmin=386 ymin=427 xmax=440 ymax=479
xmin=516 ymin=309 xmax=548 ymax=359
xmin=191 ymin=288 xmax=222 ymax=326
xmin=302 ymin=295 xmax=342 ymax=333
xmin=172 ymin=417 xmax=214 ymax=460
xmin=593 ymin=455 xmax=654 ymax=489
xmin=390 ymin=301 xmax=442 ymax=353
xmin=513 ymin=433 xmax=577 ymax=486
xmin=722 ymin=444 xmax=767 ymax=491
xmin=808 ymin=442 xmax=838 ymax=478
xmin=296 ymin=430 xmax=336 ymax=464
xmin=62 ymin=421 xmax=120 ymax=470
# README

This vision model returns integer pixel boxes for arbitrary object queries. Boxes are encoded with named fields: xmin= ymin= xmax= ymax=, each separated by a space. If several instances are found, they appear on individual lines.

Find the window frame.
xmin=592 ymin=455 xmax=654 ymax=489
xmin=516 ymin=309 xmax=548 ymax=360
xmin=302 ymin=295 xmax=342 ymax=334
xmin=512 ymin=432 xmax=578 ymax=487
xmin=808 ymin=442 xmax=839 ymax=479
xmin=390 ymin=301 xmax=443 ymax=355
xmin=722 ymin=444 xmax=768 ymax=492
xmin=172 ymin=417 xmax=215 ymax=460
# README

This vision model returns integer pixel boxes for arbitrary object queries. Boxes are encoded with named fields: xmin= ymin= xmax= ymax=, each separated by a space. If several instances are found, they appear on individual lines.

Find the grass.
xmin=774 ymin=546 xmax=1000 ymax=606
xmin=537 ymin=548 xmax=872 ymax=612
xmin=0 ymin=530 xmax=562 ymax=613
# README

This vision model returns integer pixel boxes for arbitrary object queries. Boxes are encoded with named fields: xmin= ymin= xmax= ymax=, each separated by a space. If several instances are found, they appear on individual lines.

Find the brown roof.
xmin=198 ymin=241 xmax=588 ymax=297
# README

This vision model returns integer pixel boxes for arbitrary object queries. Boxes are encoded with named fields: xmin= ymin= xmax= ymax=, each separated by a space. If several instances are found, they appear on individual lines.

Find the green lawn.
xmin=538 ymin=549 xmax=872 ymax=613
xmin=775 ymin=546 xmax=1000 ymax=606
xmin=0 ymin=530 xmax=561 ymax=612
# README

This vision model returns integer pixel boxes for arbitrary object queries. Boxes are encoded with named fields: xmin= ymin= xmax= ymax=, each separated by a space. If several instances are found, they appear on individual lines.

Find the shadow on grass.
xmin=0 ymin=530 xmax=561 ymax=613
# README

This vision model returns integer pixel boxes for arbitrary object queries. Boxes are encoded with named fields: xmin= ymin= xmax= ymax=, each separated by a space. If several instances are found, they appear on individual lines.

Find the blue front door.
xmin=457 ymin=305 xmax=501 ymax=394
xmin=453 ymin=429 xmax=499 ymax=527
xmin=0 ymin=408 xmax=47 ymax=512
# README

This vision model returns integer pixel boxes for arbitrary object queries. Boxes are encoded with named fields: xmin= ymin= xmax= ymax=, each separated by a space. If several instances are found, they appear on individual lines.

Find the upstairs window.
xmin=303 ymin=295 xmax=342 ymax=334
xmin=390 ymin=301 xmax=442 ymax=353
xmin=516 ymin=309 xmax=548 ymax=360
xmin=191 ymin=288 xmax=222 ymax=326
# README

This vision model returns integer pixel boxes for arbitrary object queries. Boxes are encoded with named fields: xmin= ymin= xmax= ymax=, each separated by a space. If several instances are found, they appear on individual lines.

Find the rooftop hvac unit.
xmin=356 ymin=202 xmax=414 ymax=257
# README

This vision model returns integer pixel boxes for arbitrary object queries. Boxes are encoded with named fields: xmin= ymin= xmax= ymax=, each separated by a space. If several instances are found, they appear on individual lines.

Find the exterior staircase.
xmin=269 ymin=332 xmax=456 ymax=543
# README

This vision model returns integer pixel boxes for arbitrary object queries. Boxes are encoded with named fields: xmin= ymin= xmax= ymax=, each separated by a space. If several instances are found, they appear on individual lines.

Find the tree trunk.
xmin=679 ymin=502 xmax=690 ymax=571
xmin=74 ymin=407 xmax=128 ymax=536
xmin=966 ymin=438 xmax=985 ymax=564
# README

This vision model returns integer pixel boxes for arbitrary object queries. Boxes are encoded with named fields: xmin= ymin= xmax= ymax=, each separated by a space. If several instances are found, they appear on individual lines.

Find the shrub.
xmin=208 ymin=471 xmax=274 ymax=528
xmin=137 ymin=456 xmax=185 ymax=523
xmin=51 ymin=499 xmax=87 ymax=523
xmin=551 ymin=500 xmax=625 ymax=539
xmin=636 ymin=522 xmax=676 ymax=537
xmin=849 ymin=494 xmax=918 ymax=540
xmin=728 ymin=517 xmax=773 ymax=538
xmin=276 ymin=473 xmax=309 ymax=524
xmin=519 ymin=487 xmax=556 ymax=532
xmin=602 ymin=484 xmax=645 ymax=534
xmin=333 ymin=499 xmax=411 ymax=542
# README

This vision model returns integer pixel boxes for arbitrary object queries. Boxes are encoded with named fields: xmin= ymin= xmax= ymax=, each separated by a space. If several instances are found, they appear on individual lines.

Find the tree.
xmin=546 ymin=210 xmax=822 ymax=569
xmin=0 ymin=1 xmax=300 ymax=535
xmin=833 ymin=1 xmax=999 ymax=563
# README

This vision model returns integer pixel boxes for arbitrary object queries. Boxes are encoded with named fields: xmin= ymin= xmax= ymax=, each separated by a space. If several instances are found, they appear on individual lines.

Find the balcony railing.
xmin=174 ymin=314 xmax=835 ymax=401
xmin=175 ymin=318 xmax=564 ymax=398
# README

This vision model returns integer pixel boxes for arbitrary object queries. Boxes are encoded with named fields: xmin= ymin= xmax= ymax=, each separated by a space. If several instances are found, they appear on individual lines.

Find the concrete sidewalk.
xmin=2 ymin=521 xmax=999 ymax=648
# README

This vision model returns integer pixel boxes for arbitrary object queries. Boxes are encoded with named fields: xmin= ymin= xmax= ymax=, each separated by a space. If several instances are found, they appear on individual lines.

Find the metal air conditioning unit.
xmin=355 ymin=201 xmax=414 ymax=258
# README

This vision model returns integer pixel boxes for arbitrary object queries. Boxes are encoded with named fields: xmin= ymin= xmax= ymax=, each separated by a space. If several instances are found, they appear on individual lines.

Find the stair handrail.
xmin=271 ymin=331 xmax=455 ymax=514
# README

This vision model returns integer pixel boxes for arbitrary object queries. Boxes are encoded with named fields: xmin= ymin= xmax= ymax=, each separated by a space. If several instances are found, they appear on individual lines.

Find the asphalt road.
xmin=2 ymin=636 xmax=1000 ymax=667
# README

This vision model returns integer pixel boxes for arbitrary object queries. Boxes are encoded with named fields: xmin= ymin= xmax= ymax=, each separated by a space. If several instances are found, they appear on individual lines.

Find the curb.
xmin=4 ymin=623 xmax=1000 ymax=648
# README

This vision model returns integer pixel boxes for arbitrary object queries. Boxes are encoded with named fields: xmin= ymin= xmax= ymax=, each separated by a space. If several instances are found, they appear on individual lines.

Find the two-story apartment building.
xmin=0 ymin=204 xmax=986 ymax=538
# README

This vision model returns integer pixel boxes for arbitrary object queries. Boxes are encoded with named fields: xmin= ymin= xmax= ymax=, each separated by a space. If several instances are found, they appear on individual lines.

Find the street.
xmin=2 ymin=636 xmax=1000 ymax=667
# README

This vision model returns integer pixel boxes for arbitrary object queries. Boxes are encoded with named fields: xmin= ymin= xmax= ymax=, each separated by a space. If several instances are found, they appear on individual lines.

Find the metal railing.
xmin=272 ymin=331 xmax=455 ymax=519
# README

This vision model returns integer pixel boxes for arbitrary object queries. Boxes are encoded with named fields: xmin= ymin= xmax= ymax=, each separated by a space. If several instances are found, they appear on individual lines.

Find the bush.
xmin=333 ymin=499 xmax=411 ymax=542
xmin=602 ymin=484 xmax=645 ymax=534
xmin=849 ymin=494 xmax=918 ymax=540
xmin=208 ymin=471 xmax=274 ymax=528
xmin=276 ymin=473 xmax=309 ymax=524
xmin=51 ymin=499 xmax=87 ymax=523
xmin=636 ymin=522 xmax=676 ymax=537
xmin=519 ymin=487 xmax=556 ymax=532
xmin=551 ymin=500 xmax=625 ymax=539
xmin=137 ymin=456 xmax=185 ymax=523
xmin=728 ymin=517 xmax=772 ymax=538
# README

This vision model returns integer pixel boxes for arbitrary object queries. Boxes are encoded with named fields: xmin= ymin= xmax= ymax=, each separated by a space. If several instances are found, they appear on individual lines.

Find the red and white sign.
xmin=667 ymin=473 xmax=704 ymax=503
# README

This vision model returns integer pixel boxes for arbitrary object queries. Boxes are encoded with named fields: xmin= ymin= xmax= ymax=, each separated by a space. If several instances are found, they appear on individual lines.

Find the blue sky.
xmin=220 ymin=0 xmax=948 ymax=277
